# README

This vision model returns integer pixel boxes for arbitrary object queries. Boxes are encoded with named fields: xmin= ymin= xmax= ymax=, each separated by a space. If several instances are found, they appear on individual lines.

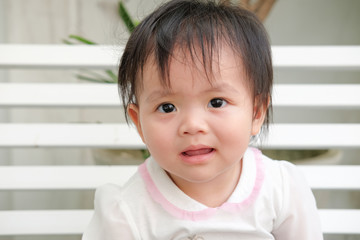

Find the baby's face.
xmin=128 ymin=45 xmax=266 ymax=195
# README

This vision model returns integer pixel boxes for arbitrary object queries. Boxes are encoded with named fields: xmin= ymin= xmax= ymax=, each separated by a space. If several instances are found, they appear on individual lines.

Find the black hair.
xmin=118 ymin=0 xmax=273 ymax=133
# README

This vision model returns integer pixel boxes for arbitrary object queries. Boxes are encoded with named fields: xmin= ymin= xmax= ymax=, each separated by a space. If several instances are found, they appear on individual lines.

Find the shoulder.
xmin=259 ymin=151 xmax=314 ymax=212
xmin=94 ymin=170 xmax=145 ymax=209
xmin=93 ymin=183 xmax=121 ymax=211
xmin=259 ymin=155 xmax=323 ymax=238
xmin=260 ymin=152 xmax=307 ymax=187
xmin=83 ymin=171 xmax=145 ymax=240
xmin=260 ymin=152 xmax=322 ymax=236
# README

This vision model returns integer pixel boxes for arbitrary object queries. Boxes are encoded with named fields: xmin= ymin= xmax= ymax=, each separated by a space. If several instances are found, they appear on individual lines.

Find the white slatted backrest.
xmin=1 ymin=165 xmax=359 ymax=191
xmin=1 ymin=45 xmax=360 ymax=69
xmin=0 ymin=123 xmax=359 ymax=149
xmin=0 ymin=83 xmax=359 ymax=108
xmin=0 ymin=45 xmax=359 ymax=236
xmin=0 ymin=165 xmax=359 ymax=235
xmin=0 ymin=45 xmax=122 ymax=69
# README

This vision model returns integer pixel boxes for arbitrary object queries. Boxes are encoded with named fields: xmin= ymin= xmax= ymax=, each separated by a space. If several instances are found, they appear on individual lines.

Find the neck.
xmin=169 ymin=159 xmax=242 ymax=208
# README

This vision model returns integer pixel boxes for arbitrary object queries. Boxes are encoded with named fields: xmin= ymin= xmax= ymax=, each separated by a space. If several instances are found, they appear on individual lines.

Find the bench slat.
xmin=264 ymin=123 xmax=360 ymax=149
xmin=0 ymin=210 xmax=92 ymax=235
xmin=0 ymin=209 xmax=358 ymax=235
xmin=271 ymin=46 xmax=360 ymax=68
xmin=0 ymin=166 xmax=138 ymax=190
xmin=0 ymin=45 xmax=121 ymax=69
xmin=0 ymin=123 xmax=358 ymax=149
xmin=1 ymin=45 xmax=359 ymax=69
xmin=320 ymin=209 xmax=360 ymax=234
xmin=0 ymin=83 xmax=120 ymax=107
xmin=0 ymin=165 xmax=359 ymax=190
xmin=297 ymin=166 xmax=360 ymax=190
xmin=1 ymin=83 xmax=359 ymax=108
xmin=0 ymin=123 xmax=144 ymax=149
xmin=273 ymin=84 xmax=360 ymax=108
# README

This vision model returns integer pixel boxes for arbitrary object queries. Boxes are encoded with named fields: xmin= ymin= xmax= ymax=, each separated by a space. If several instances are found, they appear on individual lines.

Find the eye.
xmin=157 ymin=103 xmax=176 ymax=113
xmin=208 ymin=98 xmax=227 ymax=108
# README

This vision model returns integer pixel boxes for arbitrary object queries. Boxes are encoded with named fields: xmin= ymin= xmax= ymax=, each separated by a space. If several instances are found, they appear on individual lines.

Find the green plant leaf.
xmin=62 ymin=39 xmax=74 ymax=45
xmin=86 ymin=69 xmax=116 ymax=82
xmin=105 ymin=70 xmax=118 ymax=82
xmin=141 ymin=149 xmax=150 ymax=159
xmin=118 ymin=1 xmax=136 ymax=33
xmin=68 ymin=35 xmax=97 ymax=45
xmin=62 ymin=2 xmax=134 ymax=84
xmin=76 ymin=74 xmax=115 ymax=83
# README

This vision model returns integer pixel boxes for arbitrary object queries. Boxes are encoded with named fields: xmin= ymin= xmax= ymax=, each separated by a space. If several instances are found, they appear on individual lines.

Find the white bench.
xmin=0 ymin=45 xmax=359 ymax=238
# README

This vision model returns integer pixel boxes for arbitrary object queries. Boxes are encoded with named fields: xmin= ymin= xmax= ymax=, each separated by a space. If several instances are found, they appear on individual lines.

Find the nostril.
xmin=179 ymin=121 xmax=208 ymax=136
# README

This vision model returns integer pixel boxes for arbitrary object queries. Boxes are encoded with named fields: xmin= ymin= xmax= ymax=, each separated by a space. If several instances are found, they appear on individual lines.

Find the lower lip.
xmin=179 ymin=149 xmax=215 ymax=165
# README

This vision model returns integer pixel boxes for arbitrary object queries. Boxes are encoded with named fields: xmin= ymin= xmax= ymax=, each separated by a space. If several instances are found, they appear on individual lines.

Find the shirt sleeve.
xmin=82 ymin=184 xmax=138 ymax=240
xmin=272 ymin=161 xmax=324 ymax=240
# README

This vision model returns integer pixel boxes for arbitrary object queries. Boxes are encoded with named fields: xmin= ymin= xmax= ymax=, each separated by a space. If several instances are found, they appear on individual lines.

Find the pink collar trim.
xmin=138 ymin=148 xmax=265 ymax=221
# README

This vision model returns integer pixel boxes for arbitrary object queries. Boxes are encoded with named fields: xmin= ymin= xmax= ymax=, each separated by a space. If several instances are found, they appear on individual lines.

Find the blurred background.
xmin=0 ymin=0 xmax=359 ymax=239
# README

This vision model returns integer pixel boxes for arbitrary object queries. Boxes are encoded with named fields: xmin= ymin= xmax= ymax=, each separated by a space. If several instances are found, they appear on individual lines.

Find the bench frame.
xmin=0 ymin=45 xmax=359 ymax=237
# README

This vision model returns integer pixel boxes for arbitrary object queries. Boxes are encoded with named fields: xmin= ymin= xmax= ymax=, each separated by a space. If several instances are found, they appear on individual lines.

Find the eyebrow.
xmin=208 ymin=83 xmax=240 ymax=93
xmin=145 ymin=82 xmax=241 ymax=102
xmin=145 ymin=89 xmax=174 ymax=103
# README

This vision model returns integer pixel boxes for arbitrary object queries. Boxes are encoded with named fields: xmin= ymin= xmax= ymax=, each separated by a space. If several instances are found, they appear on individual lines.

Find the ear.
xmin=127 ymin=104 xmax=145 ymax=143
xmin=251 ymin=97 xmax=269 ymax=136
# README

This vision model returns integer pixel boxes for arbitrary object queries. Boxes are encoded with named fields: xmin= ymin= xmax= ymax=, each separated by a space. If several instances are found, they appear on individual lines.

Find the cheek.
xmin=221 ymin=128 xmax=250 ymax=150
xmin=217 ymin=126 xmax=251 ymax=164
xmin=213 ymin=111 xmax=253 ymax=147
xmin=140 ymin=119 xmax=174 ymax=156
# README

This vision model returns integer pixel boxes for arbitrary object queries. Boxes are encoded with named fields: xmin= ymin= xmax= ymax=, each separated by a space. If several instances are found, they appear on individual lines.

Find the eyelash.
xmin=157 ymin=103 xmax=176 ymax=113
xmin=208 ymin=98 xmax=228 ymax=108
xmin=156 ymin=98 xmax=228 ymax=113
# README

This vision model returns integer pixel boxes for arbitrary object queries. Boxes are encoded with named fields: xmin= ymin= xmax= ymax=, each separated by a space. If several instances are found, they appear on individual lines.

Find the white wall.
xmin=266 ymin=0 xmax=360 ymax=45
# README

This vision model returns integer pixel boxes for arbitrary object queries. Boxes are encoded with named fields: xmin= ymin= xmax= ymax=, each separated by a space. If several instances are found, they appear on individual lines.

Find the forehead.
xmin=140 ymin=44 xmax=247 ymax=91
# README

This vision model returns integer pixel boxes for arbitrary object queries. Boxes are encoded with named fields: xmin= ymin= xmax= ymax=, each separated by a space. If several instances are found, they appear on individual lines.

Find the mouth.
xmin=179 ymin=145 xmax=215 ymax=164
xmin=181 ymin=148 xmax=215 ymax=157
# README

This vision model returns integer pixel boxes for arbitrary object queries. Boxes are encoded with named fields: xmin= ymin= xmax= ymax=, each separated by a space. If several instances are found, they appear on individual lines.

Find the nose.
xmin=178 ymin=111 xmax=209 ymax=136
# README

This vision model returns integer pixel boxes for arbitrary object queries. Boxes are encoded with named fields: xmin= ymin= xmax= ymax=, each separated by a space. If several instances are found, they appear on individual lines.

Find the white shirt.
xmin=82 ymin=148 xmax=323 ymax=240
